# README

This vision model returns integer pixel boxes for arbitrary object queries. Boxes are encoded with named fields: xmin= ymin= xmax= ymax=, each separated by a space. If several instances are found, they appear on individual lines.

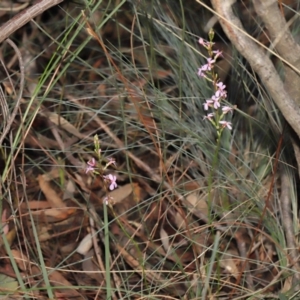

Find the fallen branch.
xmin=210 ymin=0 xmax=300 ymax=138
xmin=0 ymin=0 xmax=64 ymax=43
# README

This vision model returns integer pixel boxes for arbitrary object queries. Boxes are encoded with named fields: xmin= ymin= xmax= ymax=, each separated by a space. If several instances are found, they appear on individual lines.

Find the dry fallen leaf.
xmin=40 ymin=111 xmax=85 ymax=140
xmin=63 ymin=179 xmax=76 ymax=200
xmin=76 ymin=233 xmax=94 ymax=256
xmin=82 ymin=249 xmax=104 ymax=282
xmin=219 ymin=249 xmax=240 ymax=279
xmin=38 ymin=174 xmax=66 ymax=208
xmin=160 ymin=227 xmax=170 ymax=253
xmin=173 ymin=211 xmax=187 ymax=230
xmin=186 ymin=191 xmax=208 ymax=216
xmin=11 ymin=249 xmax=81 ymax=299
xmin=108 ymin=183 xmax=144 ymax=219
xmin=108 ymin=183 xmax=134 ymax=204
xmin=30 ymin=207 xmax=75 ymax=223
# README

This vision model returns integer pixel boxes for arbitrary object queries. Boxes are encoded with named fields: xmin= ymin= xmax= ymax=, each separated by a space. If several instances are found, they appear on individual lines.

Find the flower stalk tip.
xmin=85 ymin=135 xmax=118 ymax=199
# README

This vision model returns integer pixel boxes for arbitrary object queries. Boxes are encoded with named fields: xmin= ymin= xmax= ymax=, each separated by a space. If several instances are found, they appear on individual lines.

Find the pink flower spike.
xmin=219 ymin=121 xmax=232 ymax=130
xmin=104 ymin=174 xmax=117 ymax=190
xmin=86 ymin=158 xmax=96 ymax=173
xmin=222 ymin=106 xmax=233 ymax=114
xmin=203 ymin=113 xmax=214 ymax=121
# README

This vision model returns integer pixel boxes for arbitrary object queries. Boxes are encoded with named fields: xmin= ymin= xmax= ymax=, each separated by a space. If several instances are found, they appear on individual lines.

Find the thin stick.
xmin=0 ymin=0 xmax=64 ymax=44
xmin=0 ymin=0 xmax=64 ymax=143
xmin=0 ymin=39 xmax=24 ymax=146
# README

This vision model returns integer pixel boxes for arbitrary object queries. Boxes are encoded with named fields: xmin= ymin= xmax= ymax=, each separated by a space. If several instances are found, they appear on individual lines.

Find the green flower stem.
xmin=207 ymin=132 xmax=222 ymax=224
xmin=103 ymin=201 xmax=112 ymax=299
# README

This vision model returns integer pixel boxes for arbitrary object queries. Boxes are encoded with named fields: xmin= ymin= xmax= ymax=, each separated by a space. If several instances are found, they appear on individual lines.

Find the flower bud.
xmin=209 ymin=28 xmax=215 ymax=42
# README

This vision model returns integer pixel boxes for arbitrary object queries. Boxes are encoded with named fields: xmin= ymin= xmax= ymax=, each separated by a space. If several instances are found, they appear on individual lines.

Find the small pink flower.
xmin=198 ymin=58 xmax=216 ymax=77
xmin=215 ymin=82 xmax=227 ymax=98
xmin=203 ymin=58 xmax=215 ymax=71
xmin=203 ymin=113 xmax=214 ymax=120
xmin=103 ymin=174 xmax=117 ymax=190
xmin=211 ymin=95 xmax=220 ymax=109
xmin=203 ymin=99 xmax=213 ymax=110
xmin=216 ymin=81 xmax=226 ymax=90
xmin=219 ymin=121 xmax=232 ymax=130
xmin=106 ymin=157 xmax=116 ymax=168
xmin=213 ymin=50 xmax=223 ymax=59
xmin=199 ymin=38 xmax=210 ymax=48
xmin=103 ymin=197 xmax=109 ymax=205
xmin=103 ymin=195 xmax=114 ymax=205
xmin=86 ymin=158 xmax=96 ymax=173
xmin=198 ymin=68 xmax=206 ymax=77
xmin=222 ymin=106 xmax=233 ymax=114
xmin=199 ymin=38 xmax=214 ymax=49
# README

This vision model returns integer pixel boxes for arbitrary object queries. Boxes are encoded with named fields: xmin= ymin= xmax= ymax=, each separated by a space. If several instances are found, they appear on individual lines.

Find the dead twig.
xmin=0 ymin=0 xmax=65 ymax=145
xmin=209 ymin=0 xmax=300 ymax=138
xmin=279 ymin=169 xmax=300 ymax=289
xmin=252 ymin=0 xmax=300 ymax=108
xmin=0 ymin=39 xmax=24 ymax=146
xmin=0 ymin=0 xmax=64 ymax=44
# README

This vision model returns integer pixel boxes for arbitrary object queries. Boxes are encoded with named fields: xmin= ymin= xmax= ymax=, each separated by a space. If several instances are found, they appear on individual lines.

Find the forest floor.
xmin=0 ymin=1 xmax=299 ymax=299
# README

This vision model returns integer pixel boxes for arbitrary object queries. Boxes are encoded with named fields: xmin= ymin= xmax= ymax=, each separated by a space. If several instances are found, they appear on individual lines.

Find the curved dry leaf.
xmin=48 ymin=269 xmax=82 ymax=299
xmin=186 ymin=192 xmax=208 ymax=216
xmin=38 ymin=175 xmax=66 ymax=208
xmin=1 ymin=209 xmax=8 ymax=235
xmin=76 ymin=233 xmax=93 ymax=256
xmin=5 ymin=229 xmax=16 ymax=247
xmin=116 ymin=243 xmax=162 ymax=282
xmin=281 ymin=275 xmax=292 ymax=293
xmin=109 ymin=183 xmax=144 ymax=218
xmin=63 ymin=179 xmax=76 ymax=200
xmin=42 ymin=111 xmax=85 ymax=140
xmin=0 ymin=273 xmax=18 ymax=294
xmin=108 ymin=183 xmax=133 ymax=204
xmin=11 ymin=249 xmax=80 ymax=298
xmin=82 ymin=249 xmax=103 ymax=282
xmin=160 ymin=227 xmax=170 ymax=253
xmin=36 ymin=225 xmax=51 ymax=242
xmin=219 ymin=249 xmax=240 ymax=279
xmin=42 ymin=168 xmax=61 ymax=181
xmin=173 ymin=211 xmax=186 ymax=230
xmin=31 ymin=207 xmax=75 ymax=223
xmin=11 ymin=249 xmax=37 ymax=273
xmin=21 ymin=200 xmax=51 ymax=210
